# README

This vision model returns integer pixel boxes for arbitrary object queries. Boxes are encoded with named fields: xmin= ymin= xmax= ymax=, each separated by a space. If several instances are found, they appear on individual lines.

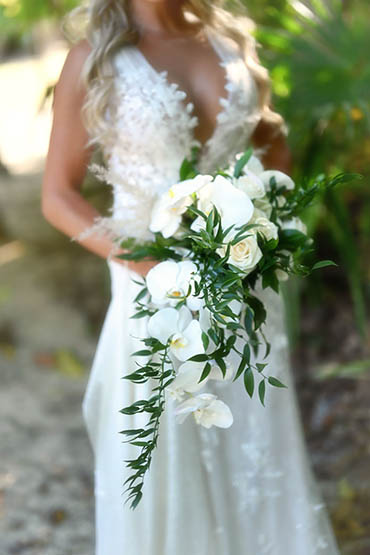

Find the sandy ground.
xmin=0 ymin=247 xmax=103 ymax=555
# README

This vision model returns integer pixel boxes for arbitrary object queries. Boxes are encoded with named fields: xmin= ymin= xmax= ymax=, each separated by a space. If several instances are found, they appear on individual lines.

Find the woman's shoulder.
xmin=53 ymin=39 xmax=92 ymax=108
xmin=65 ymin=38 xmax=92 ymax=69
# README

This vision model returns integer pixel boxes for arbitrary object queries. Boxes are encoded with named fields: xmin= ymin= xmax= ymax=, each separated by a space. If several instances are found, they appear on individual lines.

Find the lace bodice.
xmin=77 ymin=26 xmax=263 ymax=248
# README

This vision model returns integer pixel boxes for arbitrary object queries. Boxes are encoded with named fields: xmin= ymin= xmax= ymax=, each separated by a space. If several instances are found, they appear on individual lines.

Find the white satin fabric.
xmin=81 ymin=25 xmax=340 ymax=555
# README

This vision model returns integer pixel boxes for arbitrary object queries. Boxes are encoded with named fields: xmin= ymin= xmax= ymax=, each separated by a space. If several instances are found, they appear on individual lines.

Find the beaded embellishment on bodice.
xmin=81 ymin=26 xmax=262 ymax=245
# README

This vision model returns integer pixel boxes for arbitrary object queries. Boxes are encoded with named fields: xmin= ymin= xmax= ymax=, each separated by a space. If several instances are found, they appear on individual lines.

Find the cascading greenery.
xmin=116 ymin=147 xmax=358 ymax=509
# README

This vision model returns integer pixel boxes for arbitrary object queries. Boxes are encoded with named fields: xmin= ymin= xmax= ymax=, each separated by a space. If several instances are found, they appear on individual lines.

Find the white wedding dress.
xmin=80 ymin=25 xmax=340 ymax=555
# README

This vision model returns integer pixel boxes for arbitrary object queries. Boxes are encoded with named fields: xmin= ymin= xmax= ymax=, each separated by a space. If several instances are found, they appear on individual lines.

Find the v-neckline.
xmin=131 ymin=26 xmax=231 ymax=156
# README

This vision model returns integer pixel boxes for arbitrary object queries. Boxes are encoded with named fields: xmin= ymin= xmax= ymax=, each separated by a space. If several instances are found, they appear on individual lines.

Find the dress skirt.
xmin=82 ymin=258 xmax=340 ymax=555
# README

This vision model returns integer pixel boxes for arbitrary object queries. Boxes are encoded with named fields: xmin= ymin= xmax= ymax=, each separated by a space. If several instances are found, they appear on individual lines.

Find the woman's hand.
xmin=111 ymin=254 xmax=159 ymax=278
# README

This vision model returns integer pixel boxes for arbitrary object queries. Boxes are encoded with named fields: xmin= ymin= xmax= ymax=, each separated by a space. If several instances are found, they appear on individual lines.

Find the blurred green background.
xmin=0 ymin=1 xmax=369 ymax=553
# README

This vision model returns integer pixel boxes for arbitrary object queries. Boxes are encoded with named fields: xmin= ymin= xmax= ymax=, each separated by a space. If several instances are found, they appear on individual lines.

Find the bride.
xmin=41 ymin=0 xmax=340 ymax=553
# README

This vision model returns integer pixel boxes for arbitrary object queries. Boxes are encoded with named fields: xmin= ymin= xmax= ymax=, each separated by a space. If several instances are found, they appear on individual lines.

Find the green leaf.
xmin=130 ymin=349 xmax=152 ymax=357
xmin=243 ymin=343 xmax=251 ymax=364
xmin=243 ymin=367 xmax=254 ymax=398
xmin=311 ymin=259 xmax=338 ymax=270
xmin=187 ymin=205 xmax=207 ymax=221
xmin=264 ymin=340 xmax=271 ymax=360
xmin=206 ymin=209 xmax=214 ymax=235
xmin=268 ymin=376 xmax=288 ymax=388
xmin=119 ymin=428 xmax=144 ymax=436
xmin=264 ymin=237 xmax=279 ymax=252
xmin=121 ymin=371 xmax=146 ymax=382
xmin=244 ymin=306 xmax=254 ymax=335
xmin=233 ymin=357 xmax=247 ymax=382
xmin=120 ymin=406 xmax=141 ymax=415
xmin=262 ymin=268 xmax=280 ymax=294
xmin=201 ymin=332 xmax=209 ymax=351
xmin=233 ymin=147 xmax=253 ymax=178
xmin=134 ymin=288 xmax=148 ymax=303
xmin=258 ymin=379 xmax=266 ymax=406
xmin=256 ymin=362 xmax=267 ymax=372
xmin=198 ymin=362 xmax=212 ymax=383
xmin=179 ymin=157 xmax=196 ymax=181
xmin=130 ymin=310 xmax=150 ymax=319
xmin=246 ymin=296 xmax=267 ymax=330
xmin=208 ymin=328 xmax=219 ymax=345
xmin=278 ymin=229 xmax=307 ymax=249
xmin=130 ymin=491 xmax=143 ymax=510
xmin=188 ymin=353 xmax=209 ymax=362
xmin=215 ymin=355 xmax=226 ymax=376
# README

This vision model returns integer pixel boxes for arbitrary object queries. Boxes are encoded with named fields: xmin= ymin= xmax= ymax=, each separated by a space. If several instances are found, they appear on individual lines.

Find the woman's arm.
xmin=250 ymin=118 xmax=293 ymax=176
xmin=41 ymin=39 xmax=156 ymax=276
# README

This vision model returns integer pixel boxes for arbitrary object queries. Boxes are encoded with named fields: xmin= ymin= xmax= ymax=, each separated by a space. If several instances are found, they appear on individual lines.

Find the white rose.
xmin=253 ymin=196 xmax=273 ymax=218
xmin=234 ymin=169 xmax=265 ymax=200
xmin=280 ymin=216 xmax=307 ymax=235
xmin=217 ymin=234 xmax=263 ymax=274
xmin=250 ymin=216 xmax=278 ymax=242
xmin=259 ymin=170 xmax=295 ymax=192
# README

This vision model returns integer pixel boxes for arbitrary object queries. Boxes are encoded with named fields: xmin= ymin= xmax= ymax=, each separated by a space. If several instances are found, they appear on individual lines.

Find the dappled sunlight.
xmin=0 ymin=42 xmax=67 ymax=174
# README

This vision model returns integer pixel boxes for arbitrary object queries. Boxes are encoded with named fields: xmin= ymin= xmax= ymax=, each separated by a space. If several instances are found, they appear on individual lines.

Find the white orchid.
xmin=147 ymin=305 xmax=204 ymax=361
xmin=146 ymin=260 xmax=202 ymax=310
xmin=166 ymin=361 xmax=209 ymax=400
xmin=150 ymin=174 xmax=213 ymax=238
xmin=208 ymin=360 xmax=234 ymax=381
xmin=167 ymin=358 xmax=234 ymax=402
xmin=190 ymin=175 xmax=254 ymax=234
xmin=244 ymin=153 xmax=265 ymax=175
xmin=175 ymin=393 xmax=233 ymax=428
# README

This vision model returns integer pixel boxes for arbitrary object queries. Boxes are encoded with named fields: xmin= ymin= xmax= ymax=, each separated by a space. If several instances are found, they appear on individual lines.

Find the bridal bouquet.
xmin=113 ymin=146 xmax=352 ymax=509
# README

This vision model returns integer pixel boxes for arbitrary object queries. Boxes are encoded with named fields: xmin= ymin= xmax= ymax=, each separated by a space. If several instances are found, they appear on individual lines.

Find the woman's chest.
xmin=107 ymin=31 xmax=262 ymax=174
xmin=133 ymin=33 xmax=231 ymax=147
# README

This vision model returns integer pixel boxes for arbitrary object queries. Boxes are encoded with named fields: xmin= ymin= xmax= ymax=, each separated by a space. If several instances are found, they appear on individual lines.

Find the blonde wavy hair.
xmin=61 ymin=0 xmax=287 ymax=152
